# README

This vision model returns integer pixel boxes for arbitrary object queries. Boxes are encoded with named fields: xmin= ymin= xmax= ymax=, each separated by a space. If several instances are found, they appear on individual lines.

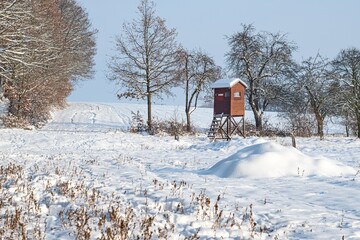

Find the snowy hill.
xmin=44 ymin=102 xmax=214 ymax=132
xmin=204 ymin=141 xmax=356 ymax=178
xmin=0 ymin=102 xmax=359 ymax=239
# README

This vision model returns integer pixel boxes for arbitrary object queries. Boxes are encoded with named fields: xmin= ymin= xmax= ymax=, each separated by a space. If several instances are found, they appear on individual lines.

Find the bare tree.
xmin=298 ymin=54 xmax=337 ymax=139
xmin=277 ymin=69 xmax=315 ymax=137
xmin=332 ymin=47 xmax=360 ymax=138
xmin=180 ymin=49 xmax=221 ymax=132
xmin=108 ymin=0 xmax=180 ymax=132
xmin=57 ymin=0 xmax=97 ymax=81
xmin=226 ymin=24 xmax=296 ymax=132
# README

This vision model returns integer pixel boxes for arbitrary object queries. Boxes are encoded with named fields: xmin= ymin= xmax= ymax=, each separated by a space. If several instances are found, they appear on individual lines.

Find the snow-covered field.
xmin=1 ymin=102 xmax=360 ymax=239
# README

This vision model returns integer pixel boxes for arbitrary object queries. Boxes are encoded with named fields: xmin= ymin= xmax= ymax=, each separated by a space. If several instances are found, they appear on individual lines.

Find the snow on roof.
xmin=211 ymin=78 xmax=248 ymax=89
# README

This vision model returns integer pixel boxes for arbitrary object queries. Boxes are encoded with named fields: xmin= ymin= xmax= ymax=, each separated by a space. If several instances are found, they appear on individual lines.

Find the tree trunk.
xmin=291 ymin=133 xmax=296 ymax=148
xmin=249 ymin=97 xmax=263 ymax=132
xmin=317 ymin=117 xmax=324 ymax=140
xmin=146 ymin=47 xmax=152 ymax=132
xmin=356 ymin=108 xmax=360 ymax=138
xmin=314 ymin=112 xmax=325 ymax=140
xmin=6 ymin=88 xmax=20 ymax=118
xmin=8 ymin=100 xmax=18 ymax=116
xmin=249 ymin=92 xmax=263 ymax=132
xmin=147 ymin=93 xmax=152 ymax=133
xmin=254 ymin=113 xmax=263 ymax=132
xmin=186 ymin=111 xmax=191 ymax=132
xmin=184 ymin=55 xmax=192 ymax=132
xmin=185 ymin=81 xmax=191 ymax=132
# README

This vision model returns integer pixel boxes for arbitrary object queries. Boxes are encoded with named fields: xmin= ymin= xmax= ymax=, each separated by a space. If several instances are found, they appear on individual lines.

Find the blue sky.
xmin=68 ymin=0 xmax=360 ymax=105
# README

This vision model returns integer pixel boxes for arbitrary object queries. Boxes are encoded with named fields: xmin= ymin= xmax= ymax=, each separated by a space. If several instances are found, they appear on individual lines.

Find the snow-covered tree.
xmin=0 ymin=0 xmax=96 ymax=127
xmin=0 ymin=0 xmax=40 ymax=81
xmin=108 ymin=0 xmax=181 ymax=132
xmin=226 ymin=24 xmax=296 ymax=132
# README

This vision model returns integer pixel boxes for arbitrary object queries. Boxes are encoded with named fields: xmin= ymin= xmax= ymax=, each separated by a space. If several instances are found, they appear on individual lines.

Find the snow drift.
xmin=204 ymin=141 xmax=356 ymax=178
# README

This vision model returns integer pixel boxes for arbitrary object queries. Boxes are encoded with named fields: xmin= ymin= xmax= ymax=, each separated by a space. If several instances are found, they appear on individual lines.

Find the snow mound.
xmin=205 ymin=141 xmax=356 ymax=178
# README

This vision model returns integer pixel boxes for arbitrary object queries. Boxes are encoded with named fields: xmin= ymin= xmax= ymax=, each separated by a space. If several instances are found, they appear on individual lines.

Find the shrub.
xmin=130 ymin=110 xmax=195 ymax=137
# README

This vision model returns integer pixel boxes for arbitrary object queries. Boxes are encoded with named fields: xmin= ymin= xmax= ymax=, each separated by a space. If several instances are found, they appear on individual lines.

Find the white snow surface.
xmin=0 ymin=102 xmax=360 ymax=239
xmin=204 ymin=141 xmax=356 ymax=178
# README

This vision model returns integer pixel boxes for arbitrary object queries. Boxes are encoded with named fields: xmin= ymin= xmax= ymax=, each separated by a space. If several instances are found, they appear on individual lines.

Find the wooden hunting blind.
xmin=208 ymin=78 xmax=247 ymax=140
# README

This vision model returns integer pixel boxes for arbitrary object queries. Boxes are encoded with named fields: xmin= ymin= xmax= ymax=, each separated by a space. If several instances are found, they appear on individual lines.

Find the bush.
xmin=152 ymin=118 xmax=192 ymax=137
xmin=130 ymin=111 xmax=147 ymax=133
xmin=245 ymin=120 xmax=288 ymax=137
xmin=130 ymin=110 xmax=195 ymax=137
xmin=279 ymin=112 xmax=316 ymax=137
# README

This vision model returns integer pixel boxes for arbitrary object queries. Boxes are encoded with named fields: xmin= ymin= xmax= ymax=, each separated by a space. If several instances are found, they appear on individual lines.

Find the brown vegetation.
xmin=0 ymin=0 xmax=96 ymax=128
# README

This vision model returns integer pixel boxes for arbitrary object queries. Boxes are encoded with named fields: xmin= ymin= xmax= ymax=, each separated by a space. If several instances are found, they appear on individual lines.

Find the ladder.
xmin=207 ymin=116 xmax=222 ymax=139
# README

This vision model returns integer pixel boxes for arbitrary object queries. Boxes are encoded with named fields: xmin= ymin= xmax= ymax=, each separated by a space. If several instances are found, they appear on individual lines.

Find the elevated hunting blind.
xmin=208 ymin=78 xmax=247 ymax=140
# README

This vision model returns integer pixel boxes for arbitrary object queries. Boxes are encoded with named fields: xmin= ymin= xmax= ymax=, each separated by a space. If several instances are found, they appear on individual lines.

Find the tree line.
xmin=0 ymin=0 xmax=96 ymax=127
xmin=1 ymin=0 xmax=360 ymax=139
xmin=108 ymin=0 xmax=360 ymax=139
xmin=226 ymin=24 xmax=360 ymax=139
